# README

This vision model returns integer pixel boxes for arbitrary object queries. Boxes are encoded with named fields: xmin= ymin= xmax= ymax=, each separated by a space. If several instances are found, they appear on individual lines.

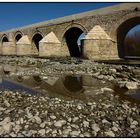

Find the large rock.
xmin=125 ymin=82 xmax=138 ymax=90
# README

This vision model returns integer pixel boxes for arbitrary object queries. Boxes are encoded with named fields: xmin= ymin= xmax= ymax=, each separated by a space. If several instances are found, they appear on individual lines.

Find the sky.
xmin=0 ymin=2 xmax=119 ymax=31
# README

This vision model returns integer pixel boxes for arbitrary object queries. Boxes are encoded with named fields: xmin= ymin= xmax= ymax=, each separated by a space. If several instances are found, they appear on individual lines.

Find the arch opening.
xmin=32 ymin=33 xmax=43 ymax=51
xmin=117 ymin=17 xmax=140 ymax=58
xmin=2 ymin=36 xmax=8 ymax=44
xmin=64 ymin=27 xmax=85 ymax=57
xmin=124 ymin=24 xmax=140 ymax=58
xmin=15 ymin=34 xmax=22 ymax=42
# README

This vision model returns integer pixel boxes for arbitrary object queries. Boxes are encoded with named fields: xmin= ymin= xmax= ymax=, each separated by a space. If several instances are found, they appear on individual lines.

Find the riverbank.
xmin=0 ymin=56 xmax=139 ymax=137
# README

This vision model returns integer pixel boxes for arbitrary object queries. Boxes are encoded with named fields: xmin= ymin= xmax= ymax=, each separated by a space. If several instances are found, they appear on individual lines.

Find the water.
xmin=0 ymin=78 xmax=41 ymax=96
xmin=0 ymin=63 xmax=140 ymax=103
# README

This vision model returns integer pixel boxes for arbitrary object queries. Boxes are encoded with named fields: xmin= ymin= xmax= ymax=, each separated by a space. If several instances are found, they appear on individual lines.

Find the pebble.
xmin=54 ymin=120 xmax=66 ymax=128
xmin=3 ymin=123 xmax=12 ymax=133
xmin=83 ymin=121 xmax=89 ymax=127
xmin=91 ymin=123 xmax=100 ymax=132
xmin=101 ymin=87 xmax=114 ymax=93
xmin=63 ymin=129 xmax=71 ymax=135
xmin=73 ymin=117 xmax=79 ymax=122
xmin=50 ymin=115 xmax=56 ymax=120
xmin=0 ymin=117 xmax=11 ymax=125
xmin=125 ymin=82 xmax=138 ymax=89
xmin=70 ymin=131 xmax=80 ymax=137
xmin=77 ymin=105 xmax=82 ymax=110
xmin=112 ymin=126 xmax=118 ymax=132
xmin=34 ymin=116 xmax=42 ymax=124
xmin=105 ymin=131 xmax=115 ymax=137
xmin=131 ymin=121 xmax=138 ymax=126
xmin=4 ymin=100 xmax=10 ymax=107
xmin=38 ymin=129 xmax=45 ymax=136
xmin=40 ymin=122 xmax=46 ymax=128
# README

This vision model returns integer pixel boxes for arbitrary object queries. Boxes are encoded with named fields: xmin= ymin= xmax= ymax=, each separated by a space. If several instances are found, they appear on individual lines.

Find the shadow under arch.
xmin=1 ymin=35 xmax=9 ymax=44
xmin=62 ymin=23 xmax=87 ymax=57
xmin=31 ymin=32 xmax=43 ymax=51
xmin=117 ymin=17 xmax=140 ymax=59
xmin=15 ymin=31 xmax=23 ymax=42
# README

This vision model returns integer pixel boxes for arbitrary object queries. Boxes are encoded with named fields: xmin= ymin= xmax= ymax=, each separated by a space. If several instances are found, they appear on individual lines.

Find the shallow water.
xmin=0 ymin=63 xmax=140 ymax=103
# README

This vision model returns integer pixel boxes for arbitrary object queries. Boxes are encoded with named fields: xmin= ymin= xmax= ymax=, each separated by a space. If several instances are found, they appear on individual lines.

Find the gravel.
xmin=0 ymin=56 xmax=139 ymax=137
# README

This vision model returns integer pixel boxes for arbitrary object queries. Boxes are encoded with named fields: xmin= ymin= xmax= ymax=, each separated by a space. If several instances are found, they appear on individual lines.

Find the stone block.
xmin=39 ymin=43 xmax=68 ymax=57
xmin=2 ymin=42 xmax=16 ymax=55
xmin=16 ymin=44 xmax=32 ymax=56
xmin=82 ymin=39 xmax=118 ymax=60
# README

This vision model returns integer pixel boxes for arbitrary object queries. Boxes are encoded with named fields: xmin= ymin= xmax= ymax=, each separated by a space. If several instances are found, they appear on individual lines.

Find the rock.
xmin=83 ymin=121 xmax=89 ymax=127
xmin=125 ymin=82 xmax=138 ymax=90
xmin=97 ymin=75 xmax=104 ymax=80
xmin=131 ymin=121 xmax=138 ymax=126
xmin=105 ymin=131 xmax=115 ymax=137
xmin=54 ymin=120 xmax=66 ymax=128
xmin=73 ymin=117 xmax=79 ymax=122
xmin=87 ymin=102 xmax=92 ymax=106
xmin=38 ymin=129 xmax=45 ymax=136
xmin=50 ymin=115 xmax=56 ymax=120
xmin=77 ymin=105 xmax=82 ymax=110
xmin=70 ymin=131 xmax=80 ymax=137
xmin=4 ymin=100 xmax=10 ymax=107
xmin=68 ymin=118 xmax=72 ymax=122
xmin=14 ymin=125 xmax=22 ymax=133
xmin=52 ymin=130 xmax=57 ymax=134
xmin=10 ymin=132 xmax=17 ymax=137
xmin=0 ymin=107 xmax=5 ymax=111
xmin=112 ymin=126 xmax=118 ymax=132
xmin=102 ymin=119 xmax=110 ymax=124
xmin=130 ymin=124 xmax=136 ymax=129
xmin=101 ymin=87 xmax=114 ymax=93
xmin=0 ymin=126 xmax=4 ymax=135
xmin=91 ymin=123 xmax=100 ymax=132
xmin=40 ymin=122 xmax=46 ymax=128
xmin=63 ymin=129 xmax=71 ymax=135
xmin=3 ymin=123 xmax=12 ymax=133
xmin=20 ymin=118 xmax=24 ymax=124
xmin=0 ymin=117 xmax=11 ymax=125
xmin=110 ymin=69 xmax=117 ymax=74
xmin=34 ymin=116 xmax=42 ymax=124
xmin=83 ymin=132 xmax=91 ymax=137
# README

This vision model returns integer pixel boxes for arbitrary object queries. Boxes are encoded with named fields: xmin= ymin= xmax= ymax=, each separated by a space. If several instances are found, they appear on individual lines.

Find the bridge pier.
xmin=2 ymin=42 xmax=16 ymax=55
xmin=82 ymin=25 xmax=118 ymax=60
xmin=39 ymin=32 xmax=69 ymax=57
xmin=16 ymin=35 xmax=33 ymax=56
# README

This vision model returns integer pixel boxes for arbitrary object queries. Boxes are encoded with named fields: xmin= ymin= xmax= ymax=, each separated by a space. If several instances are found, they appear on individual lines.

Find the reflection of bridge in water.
xmin=0 ymin=64 xmax=102 ymax=96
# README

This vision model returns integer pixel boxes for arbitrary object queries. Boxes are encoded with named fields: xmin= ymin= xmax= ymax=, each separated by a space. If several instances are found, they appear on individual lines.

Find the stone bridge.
xmin=0 ymin=3 xmax=140 ymax=60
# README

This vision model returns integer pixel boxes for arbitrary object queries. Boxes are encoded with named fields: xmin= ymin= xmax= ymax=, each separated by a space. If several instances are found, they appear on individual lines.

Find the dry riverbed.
xmin=0 ymin=56 xmax=140 ymax=137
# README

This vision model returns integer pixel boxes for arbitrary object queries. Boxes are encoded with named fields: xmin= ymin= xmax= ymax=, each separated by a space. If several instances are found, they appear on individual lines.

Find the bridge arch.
xmin=115 ymin=12 xmax=140 ymax=58
xmin=62 ymin=23 xmax=87 ymax=57
xmin=1 ymin=34 xmax=9 ymax=45
xmin=14 ymin=31 xmax=23 ymax=42
xmin=31 ymin=32 xmax=43 ymax=51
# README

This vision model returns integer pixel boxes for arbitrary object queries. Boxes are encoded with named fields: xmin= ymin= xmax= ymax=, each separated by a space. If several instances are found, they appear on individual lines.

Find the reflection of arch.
xmin=62 ymin=23 xmax=87 ymax=57
xmin=63 ymin=75 xmax=83 ymax=92
xmin=15 ymin=31 xmax=23 ymax=42
xmin=1 ymin=34 xmax=9 ymax=44
xmin=114 ymin=12 xmax=140 ymax=58
xmin=31 ymin=32 xmax=43 ymax=51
